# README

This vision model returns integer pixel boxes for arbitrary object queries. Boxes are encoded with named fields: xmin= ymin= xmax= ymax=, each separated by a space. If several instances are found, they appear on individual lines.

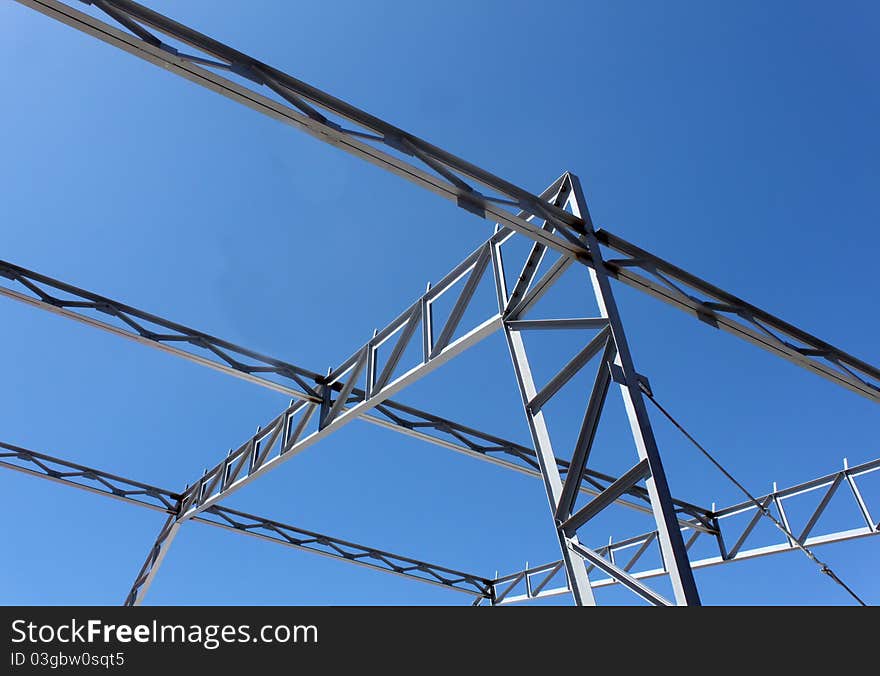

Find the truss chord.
xmin=493 ymin=452 xmax=880 ymax=603
xmin=0 ymin=205 xmax=711 ymax=522
xmin=0 ymin=441 xmax=491 ymax=598
xmin=15 ymin=0 xmax=879 ymax=402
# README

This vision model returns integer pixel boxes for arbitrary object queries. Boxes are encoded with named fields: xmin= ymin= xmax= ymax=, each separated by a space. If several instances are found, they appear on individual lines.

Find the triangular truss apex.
xmin=497 ymin=172 xmax=701 ymax=606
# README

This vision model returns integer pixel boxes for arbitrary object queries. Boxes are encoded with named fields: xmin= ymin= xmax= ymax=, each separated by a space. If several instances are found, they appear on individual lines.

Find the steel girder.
xmin=0 ymin=441 xmax=178 ymax=513
xmin=3 ymin=441 xmax=876 ymax=605
xmin=492 ymin=456 xmax=880 ymax=604
xmin=0 ymin=261 xmax=706 ymax=524
xmin=5 ymin=0 xmax=879 ymax=606
xmin=0 ymin=442 xmax=494 ymax=602
xmin=125 ymin=176 xmax=715 ymax=602
xmin=0 ymin=229 xmax=712 ymax=527
xmin=12 ymin=0 xmax=880 ymax=404
xmin=170 ymin=188 xmax=706 ymax=521
xmin=0 ymin=203 xmax=715 ymax=604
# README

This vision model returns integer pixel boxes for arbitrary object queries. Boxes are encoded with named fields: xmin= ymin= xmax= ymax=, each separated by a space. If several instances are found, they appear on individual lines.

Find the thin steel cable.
xmin=642 ymin=388 xmax=868 ymax=607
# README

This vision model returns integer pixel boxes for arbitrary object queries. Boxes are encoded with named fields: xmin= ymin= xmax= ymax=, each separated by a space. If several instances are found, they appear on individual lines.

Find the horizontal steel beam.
xmin=492 ymin=456 xmax=880 ymax=604
xmin=596 ymin=230 xmax=880 ymax=403
xmin=13 ymin=0 xmax=879 ymax=403
xmin=194 ymin=504 xmax=493 ymax=598
xmin=0 ymin=441 xmax=178 ymax=513
xmin=14 ymin=0 xmax=585 ymax=258
xmin=0 ymin=441 xmax=492 ymax=598
xmin=0 ymin=257 xmax=711 ymax=523
xmin=498 ymin=525 xmax=879 ymax=605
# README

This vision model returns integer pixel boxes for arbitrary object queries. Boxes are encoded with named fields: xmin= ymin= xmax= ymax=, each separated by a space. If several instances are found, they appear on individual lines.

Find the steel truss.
xmin=4 ymin=0 xmax=879 ymax=605
xmin=0 ymin=245 xmax=711 ymax=527
xmin=2 ymin=441 xmax=877 ymax=605
xmin=492 ymin=456 xmax=880 ymax=604
xmin=0 ymin=442 xmax=493 ymax=602
xmin=497 ymin=175 xmax=700 ymax=605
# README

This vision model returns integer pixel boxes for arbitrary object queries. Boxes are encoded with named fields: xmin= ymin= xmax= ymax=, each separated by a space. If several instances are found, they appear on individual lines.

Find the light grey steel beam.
xmin=179 ymin=314 xmax=504 ymax=517
xmin=494 ymin=174 xmax=700 ymax=606
xmin=0 ymin=256 xmax=711 ymax=524
xmin=9 ymin=0 xmax=878 ymax=608
xmin=13 ymin=0 xmax=584 ymax=259
xmin=12 ymin=0 xmax=879 ymax=403
xmin=491 ymin=184 xmax=599 ymax=606
xmin=493 ymin=456 xmax=880 ymax=604
xmin=568 ymin=541 xmax=671 ymax=607
xmin=501 ymin=318 xmax=598 ymax=606
xmin=3 ymin=440 xmax=874 ymax=605
xmin=124 ymin=514 xmax=180 ymax=606
xmin=568 ymin=174 xmax=701 ymax=606
xmin=498 ymin=525 xmax=880 ymax=605
xmin=194 ymin=505 xmax=493 ymax=599
xmin=0 ymin=180 xmax=563 ymax=491
xmin=0 ymin=441 xmax=493 ymax=599
xmin=506 ymin=318 xmax=610 ymax=331
xmin=595 ymin=229 xmax=880 ymax=402
xmin=526 ymin=327 xmax=611 ymax=413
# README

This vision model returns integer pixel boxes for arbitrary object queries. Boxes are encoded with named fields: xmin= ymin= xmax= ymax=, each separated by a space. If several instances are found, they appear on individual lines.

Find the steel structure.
xmin=3 ymin=0 xmax=878 ymax=606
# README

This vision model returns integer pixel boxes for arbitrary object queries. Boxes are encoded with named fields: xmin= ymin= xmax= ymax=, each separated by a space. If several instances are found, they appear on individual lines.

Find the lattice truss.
xmin=3 ymin=0 xmax=879 ymax=606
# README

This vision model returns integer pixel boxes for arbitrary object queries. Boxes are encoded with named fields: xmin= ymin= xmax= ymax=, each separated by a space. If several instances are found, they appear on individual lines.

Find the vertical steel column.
xmin=567 ymin=174 xmax=701 ymax=606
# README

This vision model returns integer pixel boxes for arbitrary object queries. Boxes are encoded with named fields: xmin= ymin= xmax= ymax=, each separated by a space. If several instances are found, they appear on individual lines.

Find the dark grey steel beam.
xmin=0 ymin=441 xmax=493 ymax=599
xmin=560 ymin=459 xmax=651 ymax=535
xmin=0 ymin=441 xmax=178 ymax=513
xmin=0 ymin=258 xmax=711 ymax=523
xmin=194 ymin=504 xmax=493 ymax=599
xmin=12 ymin=0 xmax=877 ymax=403
xmin=555 ymin=338 xmax=616 ymax=521
xmin=13 ymin=0 xmax=583 ymax=259
xmin=596 ymin=230 xmax=880 ymax=402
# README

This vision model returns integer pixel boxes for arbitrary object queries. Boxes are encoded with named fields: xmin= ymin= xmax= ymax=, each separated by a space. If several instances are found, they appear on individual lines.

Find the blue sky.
xmin=0 ymin=0 xmax=877 ymax=605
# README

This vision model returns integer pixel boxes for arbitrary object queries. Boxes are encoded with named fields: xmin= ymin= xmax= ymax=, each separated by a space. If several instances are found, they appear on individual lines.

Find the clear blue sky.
xmin=1 ymin=0 xmax=877 ymax=605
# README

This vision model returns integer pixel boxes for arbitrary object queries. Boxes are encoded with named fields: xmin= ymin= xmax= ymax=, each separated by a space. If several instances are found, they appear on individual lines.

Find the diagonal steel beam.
xmin=12 ymin=0 xmax=879 ymax=402
xmin=492 ymin=456 xmax=880 ymax=604
xmin=178 ymin=313 xmax=505 ymax=517
xmin=125 ymin=515 xmax=180 ymax=606
xmin=13 ymin=0 xmax=584 ymax=257
xmin=0 ymin=441 xmax=179 ymax=513
xmin=596 ymin=230 xmax=880 ymax=402
xmin=568 ymin=174 xmax=701 ymax=605
xmin=560 ymin=459 xmax=651 ymax=535
xmin=0 ymin=255 xmax=711 ymax=523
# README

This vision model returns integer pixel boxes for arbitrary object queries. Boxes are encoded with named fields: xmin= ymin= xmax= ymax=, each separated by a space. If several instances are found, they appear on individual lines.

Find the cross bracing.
xmin=3 ymin=0 xmax=878 ymax=605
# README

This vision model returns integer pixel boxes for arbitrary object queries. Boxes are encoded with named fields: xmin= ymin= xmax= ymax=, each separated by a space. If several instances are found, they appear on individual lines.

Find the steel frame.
xmin=4 ymin=0 xmax=879 ymax=605
xmin=0 ymin=442 xmax=493 ymax=602
xmin=492 ymin=456 xmax=880 ymax=604
xmin=497 ymin=175 xmax=700 ymax=606
xmin=3 ymin=441 xmax=877 ymax=605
